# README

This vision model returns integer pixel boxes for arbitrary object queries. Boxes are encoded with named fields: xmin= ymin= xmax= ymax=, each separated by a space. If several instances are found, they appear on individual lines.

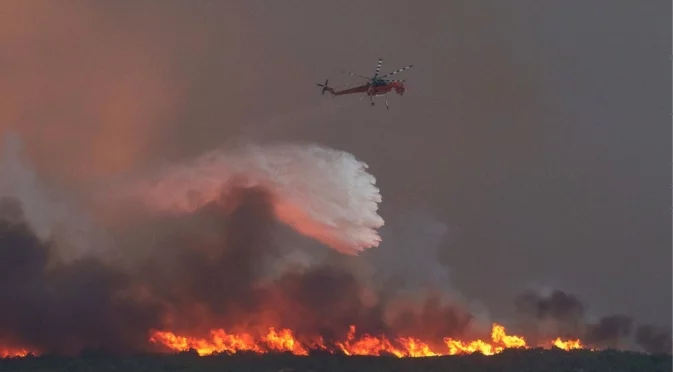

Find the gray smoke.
xmin=514 ymin=289 xmax=672 ymax=353
xmin=0 ymin=134 xmax=470 ymax=356
xmin=0 ymin=132 xmax=669 ymax=357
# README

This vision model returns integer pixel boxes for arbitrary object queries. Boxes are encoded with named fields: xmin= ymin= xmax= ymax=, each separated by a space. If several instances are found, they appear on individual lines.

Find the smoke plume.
xmin=0 ymin=133 xmax=58 ymax=241
xmin=0 ymin=134 xmax=471 ymax=355
xmin=0 ymin=134 xmax=669 ymax=357
xmin=0 ymin=197 xmax=159 ymax=355
xmin=635 ymin=325 xmax=673 ymax=354
xmin=0 ymin=187 xmax=468 ymax=355
xmin=514 ymin=289 xmax=672 ymax=354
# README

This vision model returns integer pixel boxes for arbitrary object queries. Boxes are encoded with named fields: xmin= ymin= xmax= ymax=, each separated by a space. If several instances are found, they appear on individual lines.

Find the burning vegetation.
xmin=0 ymin=189 xmax=669 ymax=360
xmin=0 ymin=138 xmax=669 ymax=359
xmin=148 ymin=323 xmax=582 ymax=358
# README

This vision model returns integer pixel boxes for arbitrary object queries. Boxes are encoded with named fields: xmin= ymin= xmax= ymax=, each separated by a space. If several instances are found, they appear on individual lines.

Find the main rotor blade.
xmin=373 ymin=58 xmax=383 ymax=79
xmin=379 ymin=64 xmax=413 ymax=79
xmin=385 ymin=79 xmax=405 ymax=83
xmin=340 ymin=70 xmax=370 ymax=81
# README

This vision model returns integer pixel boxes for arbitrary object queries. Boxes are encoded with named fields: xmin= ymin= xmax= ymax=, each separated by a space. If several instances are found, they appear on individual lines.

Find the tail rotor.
xmin=317 ymin=79 xmax=331 ymax=95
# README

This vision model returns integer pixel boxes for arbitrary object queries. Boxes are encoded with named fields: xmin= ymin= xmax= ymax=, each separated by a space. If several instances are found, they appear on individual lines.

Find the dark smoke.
xmin=0 ymin=197 xmax=160 ymax=355
xmin=0 ymin=188 xmax=472 ymax=356
xmin=514 ymin=289 xmax=585 ymax=337
xmin=584 ymin=315 xmax=634 ymax=349
xmin=384 ymin=295 xmax=474 ymax=343
xmin=635 ymin=325 xmax=673 ymax=354
xmin=135 ymin=185 xmax=472 ymax=345
xmin=514 ymin=289 xmax=672 ymax=353
xmin=136 ymin=186 xmax=286 ymax=332
xmin=1 ymin=190 xmax=669 ymax=356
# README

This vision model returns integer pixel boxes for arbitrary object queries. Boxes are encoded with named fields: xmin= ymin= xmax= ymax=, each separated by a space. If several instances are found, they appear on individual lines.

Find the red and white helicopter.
xmin=317 ymin=58 xmax=413 ymax=109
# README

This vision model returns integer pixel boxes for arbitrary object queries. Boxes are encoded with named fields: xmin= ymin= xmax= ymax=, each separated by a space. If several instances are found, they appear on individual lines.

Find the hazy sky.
xmin=1 ymin=1 xmax=670 ymax=326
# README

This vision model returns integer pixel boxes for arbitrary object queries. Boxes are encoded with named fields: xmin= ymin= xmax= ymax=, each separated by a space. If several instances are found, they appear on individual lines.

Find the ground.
xmin=0 ymin=348 xmax=670 ymax=372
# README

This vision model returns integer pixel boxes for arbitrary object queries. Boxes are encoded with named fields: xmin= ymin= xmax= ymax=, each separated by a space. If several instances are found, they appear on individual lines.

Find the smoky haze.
xmin=0 ymin=187 xmax=669 ymax=355
xmin=0 ymin=0 xmax=669 ymax=356
xmin=0 ymin=189 xmax=477 ymax=355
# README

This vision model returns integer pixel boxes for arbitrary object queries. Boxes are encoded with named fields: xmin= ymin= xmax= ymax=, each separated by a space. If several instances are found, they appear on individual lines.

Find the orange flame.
xmin=442 ymin=324 xmax=527 ymax=355
xmin=0 ymin=347 xmax=32 ymax=358
xmin=149 ymin=327 xmax=312 ymax=356
xmin=552 ymin=337 xmax=584 ymax=351
xmin=150 ymin=323 xmax=587 ymax=357
xmin=334 ymin=325 xmax=436 ymax=357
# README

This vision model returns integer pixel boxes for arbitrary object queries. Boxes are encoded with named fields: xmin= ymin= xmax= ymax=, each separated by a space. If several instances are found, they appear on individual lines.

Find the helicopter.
xmin=317 ymin=58 xmax=413 ymax=109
